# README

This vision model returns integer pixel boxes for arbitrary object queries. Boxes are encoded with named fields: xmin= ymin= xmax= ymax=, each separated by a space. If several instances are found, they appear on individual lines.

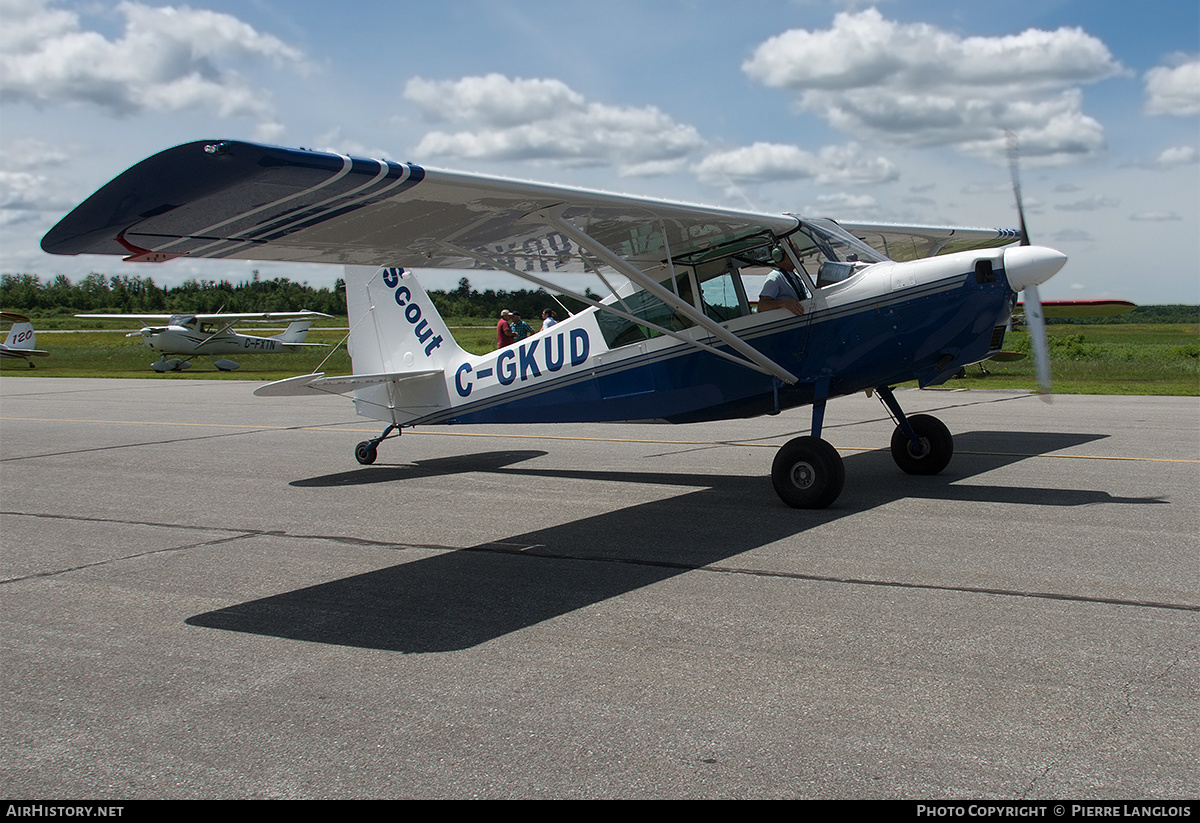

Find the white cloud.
xmin=1129 ymin=211 xmax=1181 ymax=222
xmin=403 ymin=73 xmax=704 ymax=175
xmin=807 ymin=192 xmax=879 ymax=216
xmin=1145 ymin=55 xmax=1200 ymax=116
xmin=0 ymin=0 xmax=307 ymax=123
xmin=1152 ymin=145 xmax=1199 ymax=168
xmin=742 ymin=8 xmax=1122 ymax=162
xmin=694 ymin=141 xmax=897 ymax=187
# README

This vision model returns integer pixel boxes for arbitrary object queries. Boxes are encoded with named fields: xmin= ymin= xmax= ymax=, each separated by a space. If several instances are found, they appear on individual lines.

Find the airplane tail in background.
xmin=3 ymin=317 xmax=37 ymax=350
xmin=273 ymin=319 xmax=313 ymax=343
xmin=1 ymin=312 xmax=48 ymax=359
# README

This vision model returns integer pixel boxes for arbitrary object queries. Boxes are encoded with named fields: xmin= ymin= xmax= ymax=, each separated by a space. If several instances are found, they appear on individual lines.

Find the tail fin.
xmin=2 ymin=313 xmax=39 ymax=351
xmin=256 ymin=268 xmax=465 ymax=425
xmin=273 ymin=320 xmax=313 ymax=343
xmin=345 ymin=265 xmax=467 ymax=374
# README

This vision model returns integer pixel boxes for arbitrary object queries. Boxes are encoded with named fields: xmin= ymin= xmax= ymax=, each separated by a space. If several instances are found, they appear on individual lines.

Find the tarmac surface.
xmin=1 ymin=377 xmax=1196 ymax=799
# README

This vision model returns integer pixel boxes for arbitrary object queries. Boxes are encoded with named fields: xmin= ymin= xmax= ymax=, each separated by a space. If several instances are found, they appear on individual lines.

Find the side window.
xmin=697 ymin=262 xmax=750 ymax=323
xmin=594 ymin=271 xmax=696 ymax=348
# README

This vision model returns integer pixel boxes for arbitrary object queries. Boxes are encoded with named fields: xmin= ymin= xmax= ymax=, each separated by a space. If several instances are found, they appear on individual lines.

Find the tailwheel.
xmin=771 ymin=436 xmax=845 ymax=509
xmin=353 ymin=424 xmax=398 ymax=465
xmin=890 ymin=414 xmax=953 ymax=475
xmin=354 ymin=441 xmax=378 ymax=465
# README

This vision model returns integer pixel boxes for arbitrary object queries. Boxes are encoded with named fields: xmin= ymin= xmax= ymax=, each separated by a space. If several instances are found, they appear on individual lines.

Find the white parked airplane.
xmin=44 ymin=139 xmax=1087 ymax=508
xmin=0 ymin=312 xmax=49 ymax=366
xmin=75 ymin=311 xmax=330 ymax=371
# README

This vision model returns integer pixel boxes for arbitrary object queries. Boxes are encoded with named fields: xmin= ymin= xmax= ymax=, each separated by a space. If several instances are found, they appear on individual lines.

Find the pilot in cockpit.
xmin=756 ymin=245 xmax=807 ymax=316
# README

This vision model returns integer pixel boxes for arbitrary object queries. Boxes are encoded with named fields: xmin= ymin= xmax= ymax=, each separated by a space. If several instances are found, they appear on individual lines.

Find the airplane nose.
xmin=1003 ymin=245 xmax=1067 ymax=292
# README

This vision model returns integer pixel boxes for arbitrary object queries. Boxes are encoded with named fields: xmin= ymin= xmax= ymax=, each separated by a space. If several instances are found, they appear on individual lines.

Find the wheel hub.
xmin=906 ymin=436 xmax=930 ymax=459
xmin=789 ymin=461 xmax=816 ymax=489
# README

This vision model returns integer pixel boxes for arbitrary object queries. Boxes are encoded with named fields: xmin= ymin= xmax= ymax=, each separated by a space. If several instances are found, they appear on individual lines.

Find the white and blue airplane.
xmin=75 ymin=310 xmax=329 ymax=372
xmin=43 ymin=139 xmax=1077 ymax=508
xmin=1 ymin=312 xmax=49 ymax=366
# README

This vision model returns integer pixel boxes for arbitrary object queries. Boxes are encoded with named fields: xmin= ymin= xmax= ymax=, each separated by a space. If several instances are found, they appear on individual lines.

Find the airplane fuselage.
xmin=141 ymin=328 xmax=298 ymax=356
xmin=350 ymin=248 xmax=1014 ymax=429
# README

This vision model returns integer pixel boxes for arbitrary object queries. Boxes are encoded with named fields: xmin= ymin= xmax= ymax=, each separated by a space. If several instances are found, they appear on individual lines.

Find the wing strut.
xmin=525 ymin=208 xmax=799 ymax=385
xmin=441 ymin=238 xmax=796 ymax=383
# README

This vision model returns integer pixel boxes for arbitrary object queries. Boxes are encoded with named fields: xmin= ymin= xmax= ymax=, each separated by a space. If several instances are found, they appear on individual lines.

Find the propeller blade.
xmin=1007 ymin=132 xmax=1053 ymax=401
xmin=1024 ymin=283 xmax=1052 ymax=400
xmin=1007 ymin=131 xmax=1030 ymax=247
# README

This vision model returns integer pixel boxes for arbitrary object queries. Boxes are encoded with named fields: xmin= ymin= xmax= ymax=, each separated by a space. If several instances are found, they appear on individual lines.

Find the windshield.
xmin=789 ymin=219 xmax=886 ymax=287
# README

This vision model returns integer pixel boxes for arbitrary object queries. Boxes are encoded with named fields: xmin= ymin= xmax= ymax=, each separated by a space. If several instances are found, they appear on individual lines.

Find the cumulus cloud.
xmin=694 ymin=141 xmax=897 ymax=187
xmin=1145 ymin=55 xmax=1200 ymax=116
xmin=403 ymin=74 xmax=705 ymax=176
xmin=742 ymin=8 xmax=1123 ymax=163
xmin=0 ymin=0 xmax=307 ymax=123
xmin=1152 ymin=145 xmax=1199 ymax=168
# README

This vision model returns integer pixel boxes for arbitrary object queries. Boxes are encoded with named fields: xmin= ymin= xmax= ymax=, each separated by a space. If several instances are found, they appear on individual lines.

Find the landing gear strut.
xmin=876 ymin=386 xmax=954 ymax=475
xmin=355 ymin=424 xmax=399 ymax=465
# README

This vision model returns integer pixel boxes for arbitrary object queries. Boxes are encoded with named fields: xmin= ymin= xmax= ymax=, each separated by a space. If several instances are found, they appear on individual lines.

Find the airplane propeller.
xmin=1004 ymin=133 xmax=1062 ymax=400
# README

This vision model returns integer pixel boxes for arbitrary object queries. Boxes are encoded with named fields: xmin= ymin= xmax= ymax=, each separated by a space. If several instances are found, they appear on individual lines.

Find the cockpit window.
xmin=791 ymin=219 xmax=885 ymax=288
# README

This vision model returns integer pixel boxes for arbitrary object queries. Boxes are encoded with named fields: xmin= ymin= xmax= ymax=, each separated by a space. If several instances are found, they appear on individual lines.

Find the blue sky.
xmin=2 ymin=0 xmax=1197 ymax=303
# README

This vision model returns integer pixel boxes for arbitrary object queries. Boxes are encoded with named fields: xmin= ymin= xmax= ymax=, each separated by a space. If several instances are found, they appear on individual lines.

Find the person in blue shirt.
xmin=511 ymin=312 xmax=533 ymax=340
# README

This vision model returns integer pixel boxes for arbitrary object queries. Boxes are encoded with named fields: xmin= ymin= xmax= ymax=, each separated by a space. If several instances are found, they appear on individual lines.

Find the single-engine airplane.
xmin=75 ymin=310 xmax=330 ymax=371
xmin=1 ymin=312 xmax=49 ymax=366
xmin=43 ymin=139 xmax=1076 ymax=508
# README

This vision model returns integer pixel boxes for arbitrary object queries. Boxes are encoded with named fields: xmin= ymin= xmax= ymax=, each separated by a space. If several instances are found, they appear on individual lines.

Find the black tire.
xmin=771 ymin=436 xmax=845 ymax=509
xmin=890 ymin=414 xmax=953 ymax=475
xmin=354 ymin=441 xmax=378 ymax=465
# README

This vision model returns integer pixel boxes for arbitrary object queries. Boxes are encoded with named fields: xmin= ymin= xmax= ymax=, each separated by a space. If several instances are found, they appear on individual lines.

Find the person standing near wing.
xmin=510 ymin=311 xmax=533 ymax=341
xmin=496 ymin=309 xmax=515 ymax=348
xmin=757 ymin=245 xmax=807 ymax=316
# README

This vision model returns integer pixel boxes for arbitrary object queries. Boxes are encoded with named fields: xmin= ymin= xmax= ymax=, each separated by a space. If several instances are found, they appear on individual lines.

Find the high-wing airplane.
xmin=43 ymin=139 xmax=1072 ymax=508
xmin=75 ymin=311 xmax=330 ymax=371
xmin=0 ymin=312 xmax=49 ymax=366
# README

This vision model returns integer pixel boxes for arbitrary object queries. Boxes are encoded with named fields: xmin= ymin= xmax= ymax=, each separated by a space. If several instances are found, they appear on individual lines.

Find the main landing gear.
xmin=354 ymin=423 xmax=400 ymax=465
xmin=770 ymin=385 xmax=954 ymax=509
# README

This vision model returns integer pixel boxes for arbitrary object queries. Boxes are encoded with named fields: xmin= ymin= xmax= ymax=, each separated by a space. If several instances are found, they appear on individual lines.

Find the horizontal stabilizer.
xmin=254 ymin=369 xmax=442 ymax=397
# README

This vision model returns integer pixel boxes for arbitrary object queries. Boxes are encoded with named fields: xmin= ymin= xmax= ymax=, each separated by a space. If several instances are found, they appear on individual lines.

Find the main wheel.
xmin=771 ymin=436 xmax=845 ymax=509
xmin=890 ymin=414 xmax=953 ymax=475
xmin=354 ymin=441 xmax=378 ymax=465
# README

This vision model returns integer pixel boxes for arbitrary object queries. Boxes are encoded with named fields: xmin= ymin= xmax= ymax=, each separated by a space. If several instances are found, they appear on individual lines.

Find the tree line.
xmin=0 ymin=272 xmax=589 ymax=321
xmin=1 ymin=272 xmax=347 ymax=315
xmin=3 ymin=271 xmax=1193 ymax=324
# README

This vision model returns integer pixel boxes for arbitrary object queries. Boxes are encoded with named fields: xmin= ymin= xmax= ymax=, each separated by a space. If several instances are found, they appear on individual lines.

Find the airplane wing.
xmin=42 ymin=140 xmax=800 ymax=272
xmin=838 ymin=222 xmax=1022 ymax=261
xmin=75 ymin=311 xmax=330 ymax=322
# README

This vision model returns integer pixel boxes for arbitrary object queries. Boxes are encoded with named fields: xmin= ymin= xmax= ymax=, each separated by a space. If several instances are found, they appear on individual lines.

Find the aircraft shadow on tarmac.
xmin=187 ymin=430 xmax=1166 ymax=653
